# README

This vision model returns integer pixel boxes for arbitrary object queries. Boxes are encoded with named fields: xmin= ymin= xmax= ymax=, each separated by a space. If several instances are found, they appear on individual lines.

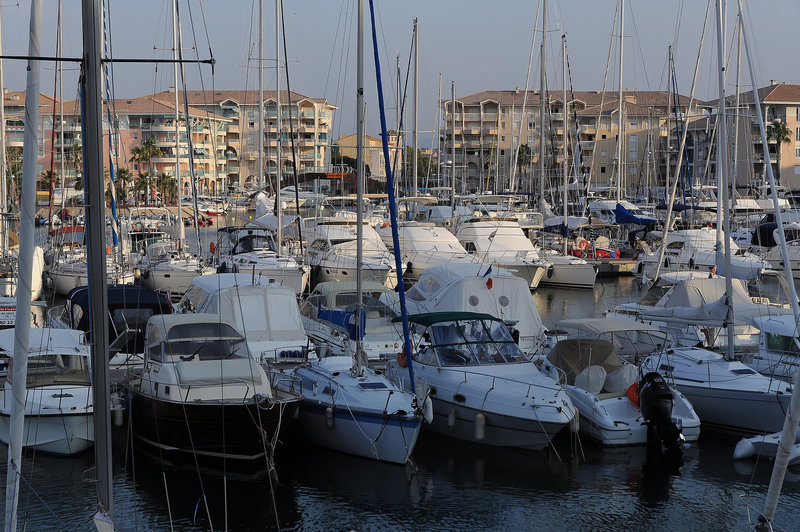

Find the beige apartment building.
xmin=441 ymin=89 xmax=697 ymax=196
xmin=334 ymin=130 xmax=403 ymax=180
xmin=175 ymin=89 xmax=337 ymax=191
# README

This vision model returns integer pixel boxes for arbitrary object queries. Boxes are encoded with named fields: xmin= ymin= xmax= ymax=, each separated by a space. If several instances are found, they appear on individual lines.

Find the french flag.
xmin=483 ymin=265 xmax=493 ymax=289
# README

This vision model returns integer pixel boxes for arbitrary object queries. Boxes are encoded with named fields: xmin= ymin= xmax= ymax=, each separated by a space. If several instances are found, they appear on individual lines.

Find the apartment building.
xmin=334 ymin=131 xmax=403 ymax=180
xmin=440 ymin=89 xmax=696 ymax=196
xmin=174 ymin=89 xmax=337 ymax=191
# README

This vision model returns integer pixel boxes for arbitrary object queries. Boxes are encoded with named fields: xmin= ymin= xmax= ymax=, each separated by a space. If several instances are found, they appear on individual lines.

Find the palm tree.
xmin=156 ymin=171 xmax=176 ymax=205
xmin=70 ymin=143 xmax=83 ymax=190
xmin=41 ymin=169 xmax=60 ymax=191
xmin=116 ymin=167 xmax=132 ymax=204
xmin=766 ymin=119 xmax=791 ymax=185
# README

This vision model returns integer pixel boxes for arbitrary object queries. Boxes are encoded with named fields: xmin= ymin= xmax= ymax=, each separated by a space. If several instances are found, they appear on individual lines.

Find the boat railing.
xmin=438 ymin=366 xmax=566 ymax=398
xmin=46 ymin=305 xmax=68 ymax=327
xmin=266 ymin=369 xmax=304 ymax=396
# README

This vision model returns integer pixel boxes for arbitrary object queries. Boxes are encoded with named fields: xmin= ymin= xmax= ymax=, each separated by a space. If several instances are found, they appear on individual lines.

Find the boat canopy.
xmin=752 ymin=314 xmax=799 ymax=337
xmin=401 ymin=311 xmax=501 ymax=328
xmin=145 ymin=314 xmax=244 ymax=348
xmin=0 ymin=328 xmax=87 ymax=355
xmin=615 ymin=202 xmax=657 ymax=226
xmin=555 ymin=318 xmax=664 ymax=336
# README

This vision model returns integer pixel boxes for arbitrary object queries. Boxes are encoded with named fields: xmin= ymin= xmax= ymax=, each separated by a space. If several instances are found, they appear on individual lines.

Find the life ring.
xmin=397 ymin=351 xmax=408 ymax=368
xmin=132 ymin=221 xmax=144 ymax=232
xmin=106 ymin=244 xmax=111 ymax=255
xmin=578 ymin=239 xmax=589 ymax=250
xmin=380 ymin=221 xmax=391 ymax=229
xmin=627 ymin=381 xmax=640 ymax=409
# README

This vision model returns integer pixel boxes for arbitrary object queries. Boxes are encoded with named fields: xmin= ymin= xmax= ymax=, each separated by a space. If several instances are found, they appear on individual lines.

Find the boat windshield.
xmin=427 ymin=319 xmax=527 ymax=366
xmin=161 ymin=337 xmax=250 ymax=362
xmin=2 ymin=353 xmax=91 ymax=387
xmin=234 ymin=235 xmax=275 ymax=253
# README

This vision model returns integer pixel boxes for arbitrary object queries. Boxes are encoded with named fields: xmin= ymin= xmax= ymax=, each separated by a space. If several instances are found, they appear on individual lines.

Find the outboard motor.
xmin=639 ymin=372 xmax=683 ymax=458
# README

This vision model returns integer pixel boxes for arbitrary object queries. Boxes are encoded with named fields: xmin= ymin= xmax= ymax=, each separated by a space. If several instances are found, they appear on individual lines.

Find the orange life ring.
xmin=132 ymin=221 xmax=144 ymax=232
xmin=106 ymin=244 xmax=111 ymax=255
xmin=397 ymin=351 xmax=408 ymax=368
xmin=578 ymin=239 xmax=589 ymax=250
xmin=381 ymin=221 xmax=391 ymax=229
xmin=627 ymin=381 xmax=640 ymax=409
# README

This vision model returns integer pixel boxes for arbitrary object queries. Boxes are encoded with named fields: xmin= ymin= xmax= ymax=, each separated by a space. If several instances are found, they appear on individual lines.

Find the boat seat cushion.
xmin=603 ymin=364 xmax=638 ymax=394
xmin=176 ymin=358 xmax=263 ymax=386
xmin=574 ymin=365 xmax=606 ymax=395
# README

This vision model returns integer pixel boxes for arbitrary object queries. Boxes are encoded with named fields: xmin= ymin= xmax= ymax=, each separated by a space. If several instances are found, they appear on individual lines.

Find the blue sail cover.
xmin=615 ymin=203 xmax=656 ymax=226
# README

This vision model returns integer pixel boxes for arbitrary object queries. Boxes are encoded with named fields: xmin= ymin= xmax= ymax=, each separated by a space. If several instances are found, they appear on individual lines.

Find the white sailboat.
xmin=292 ymin=0 xmax=423 ymax=464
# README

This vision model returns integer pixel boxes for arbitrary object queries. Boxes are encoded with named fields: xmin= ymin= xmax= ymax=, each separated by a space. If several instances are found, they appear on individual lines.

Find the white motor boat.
xmin=641 ymin=345 xmax=793 ymax=436
xmin=131 ymin=314 xmax=300 ymax=460
xmin=403 ymin=263 xmax=547 ymax=355
xmin=293 ymin=355 xmax=425 ymax=464
xmin=734 ymin=426 xmax=800 ymax=466
xmin=454 ymin=217 xmax=549 ymax=289
xmin=138 ymin=240 xmax=214 ymax=299
xmin=636 ymin=227 xmax=768 ymax=281
xmin=0 ymin=328 xmax=93 ymax=455
xmin=299 ymin=281 xmax=406 ymax=365
xmin=214 ymin=227 xmax=310 ymax=295
xmin=180 ymin=273 xmax=309 ymax=365
xmin=385 ymin=312 xmax=577 ymax=450
xmin=538 ymin=319 xmax=700 ymax=447
xmin=375 ymin=221 xmax=479 ymax=280
xmin=296 ymin=215 xmax=396 ymax=288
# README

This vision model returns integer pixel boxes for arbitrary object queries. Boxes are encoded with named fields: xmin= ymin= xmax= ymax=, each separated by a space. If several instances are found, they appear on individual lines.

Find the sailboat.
xmin=291 ymin=0 xmax=424 ymax=464
xmin=138 ymin=1 xmax=213 ymax=298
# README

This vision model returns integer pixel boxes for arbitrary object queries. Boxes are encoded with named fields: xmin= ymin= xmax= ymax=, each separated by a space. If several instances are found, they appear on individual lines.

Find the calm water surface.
xmin=3 ymin=236 xmax=799 ymax=531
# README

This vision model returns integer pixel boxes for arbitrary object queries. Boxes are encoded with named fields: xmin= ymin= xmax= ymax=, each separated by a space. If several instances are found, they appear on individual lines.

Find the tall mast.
xmin=562 ymin=33 xmax=568 ymax=255
xmin=714 ymin=0 xmax=735 ymax=361
xmin=615 ymin=0 xmax=624 ymax=203
xmin=450 ymin=81 xmax=455 ymax=220
xmin=435 ymin=72 xmax=442 ymax=189
xmin=57 ymin=0 xmax=66 ymax=216
xmin=0 ymin=6 xmax=7 ymax=253
xmin=5 ymin=1 xmax=40 ymax=528
xmin=355 ymin=0 xmax=364 ymax=370
xmin=412 ymin=18 xmax=418 ymax=195
xmin=538 ymin=0 xmax=547 ymax=211
xmin=395 ymin=54 xmax=400 ymax=198
xmin=257 ymin=0 xmax=264 ymax=192
xmin=82 ymin=0 xmax=114 ymax=523
xmin=172 ymin=0 xmax=185 ymax=245
xmin=275 ymin=0 xmax=282 ymax=254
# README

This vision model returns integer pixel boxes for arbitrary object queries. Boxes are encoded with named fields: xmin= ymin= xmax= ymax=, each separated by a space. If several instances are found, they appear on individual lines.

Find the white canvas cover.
xmin=405 ymin=264 xmax=546 ymax=350
xmin=604 ymin=364 xmax=639 ymax=393
xmin=574 ymin=365 xmax=606 ymax=395
xmin=546 ymin=339 xmax=623 ymax=386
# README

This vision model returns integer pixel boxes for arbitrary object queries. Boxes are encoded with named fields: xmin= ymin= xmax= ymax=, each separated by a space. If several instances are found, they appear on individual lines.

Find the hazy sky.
xmin=2 ymin=0 xmax=799 ymax=143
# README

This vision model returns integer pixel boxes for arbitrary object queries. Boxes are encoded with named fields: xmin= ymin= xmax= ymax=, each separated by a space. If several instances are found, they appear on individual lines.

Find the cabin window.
xmin=464 ymin=242 xmax=476 ymax=253
xmin=766 ymin=333 xmax=800 ymax=355
xmin=600 ymin=166 xmax=606 ymax=174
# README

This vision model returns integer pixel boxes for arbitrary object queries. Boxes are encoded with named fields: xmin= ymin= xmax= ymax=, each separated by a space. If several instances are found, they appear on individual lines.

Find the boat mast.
xmin=258 ymin=0 xmax=264 ymax=192
xmin=562 ymin=33 xmax=568 ymax=255
xmin=615 ymin=0 xmax=624 ymax=203
xmin=714 ymin=0 xmax=735 ymax=360
xmin=412 ymin=17 xmax=418 ymax=196
xmin=275 ymin=0 xmax=282 ymax=255
xmin=172 ymin=0 xmax=185 ymax=246
xmin=0 ymin=6 xmax=7 ymax=254
xmin=538 ymin=0 xmax=546 ymax=212
xmin=4 ymin=1 xmax=40 ymax=529
xmin=82 ymin=0 xmax=114 ymax=523
xmin=435 ymin=72 xmax=442 ymax=190
xmin=355 ymin=0 xmax=364 ymax=372
xmin=450 ymin=81 xmax=455 ymax=220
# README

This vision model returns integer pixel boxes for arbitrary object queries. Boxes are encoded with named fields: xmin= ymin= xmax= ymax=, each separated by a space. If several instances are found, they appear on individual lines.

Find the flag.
xmin=483 ymin=265 xmax=493 ymax=277
xmin=488 ymin=230 xmax=497 ymax=241
xmin=484 ymin=265 xmax=493 ymax=289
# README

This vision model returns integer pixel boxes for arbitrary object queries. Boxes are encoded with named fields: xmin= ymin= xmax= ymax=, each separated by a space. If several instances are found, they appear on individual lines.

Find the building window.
xmin=601 ymin=134 xmax=607 ymax=140
xmin=795 ymin=165 xmax=800 ymax=175
xmin=601 ymin=151 xmax=607 ymax=156
xmin=600 ymin=166 xmax=606 ymax=174
xmin=500 ymin=136 xmax=505 ymax=142
xmin=796 ymin=127 xmax=800 ymax=142
xmin=796 ymin=148 xmax=800 ymax=158
xmin=500 ymin=149 xmax=505 ymax=156
xmin=796 ymin=108 xmax=800 ymax=121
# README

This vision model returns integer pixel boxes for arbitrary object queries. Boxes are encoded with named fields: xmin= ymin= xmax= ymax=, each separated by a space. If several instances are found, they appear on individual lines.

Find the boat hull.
xmin=0 ymin=412 xmax=93 ymax=455
xmin=131 ymin=393 xmax=298 ymax=460
xmin=296 ymin=400 xmax=422 ymax=464
xmin=538 ymin=262 xmax=597 ymax=289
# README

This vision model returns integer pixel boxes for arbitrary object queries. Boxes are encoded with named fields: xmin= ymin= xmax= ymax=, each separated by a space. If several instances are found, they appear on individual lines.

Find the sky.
xmin=2 ymin=0 xmax=799 ymax=145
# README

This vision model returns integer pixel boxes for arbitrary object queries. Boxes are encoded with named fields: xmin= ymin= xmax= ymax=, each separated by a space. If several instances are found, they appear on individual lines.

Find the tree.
xmin=156 ymin=171 xmax=177 ymax=205
xmin=517 ymin=143 xmax=532 ymax=178
xmin=70 ymin=143 xmax=83 ymax=191
xmin=129 ymin=137 xmax=162 ymax=178
xmin=766 ymin=119 xmax=791 ymax=184
xmin=6 ymin=146 xmax=23 ymax=203
xmin=41 ymin=169 xmax=60 ymax=191
xmin=116 ymin=167 xmax=132 ymax=203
